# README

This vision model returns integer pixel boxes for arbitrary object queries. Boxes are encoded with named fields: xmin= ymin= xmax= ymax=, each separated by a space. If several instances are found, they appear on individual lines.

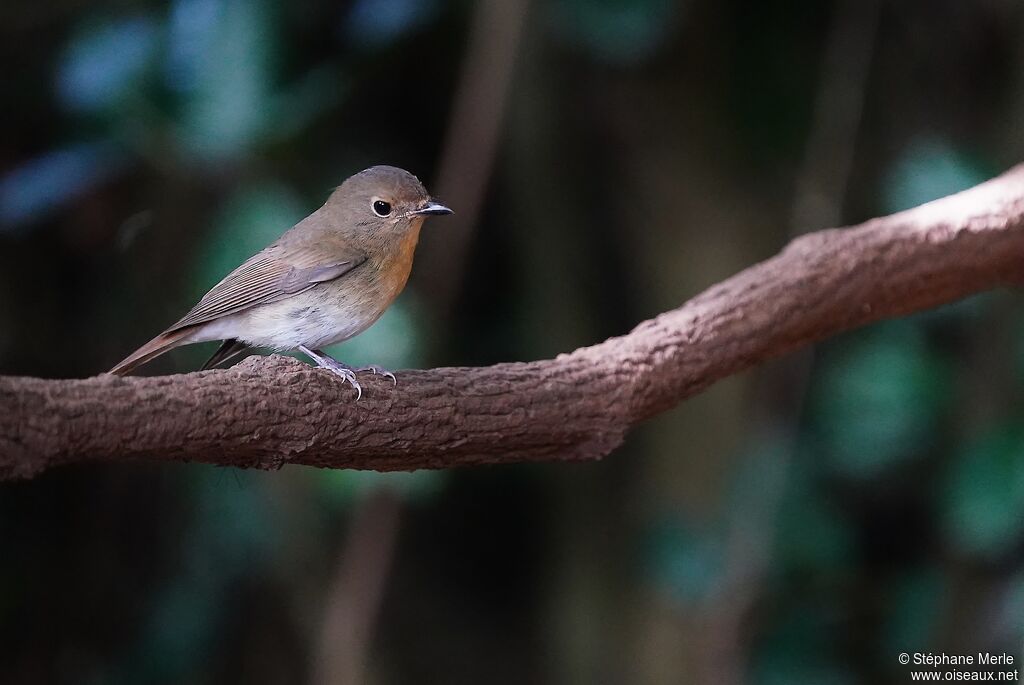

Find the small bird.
xmin=110 ymin=165 xmax=452 ymax=398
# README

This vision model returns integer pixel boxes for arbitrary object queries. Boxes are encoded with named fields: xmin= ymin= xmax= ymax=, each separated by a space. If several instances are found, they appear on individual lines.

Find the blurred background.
xmin=2 ymin=0 xmax=1024 ymax=683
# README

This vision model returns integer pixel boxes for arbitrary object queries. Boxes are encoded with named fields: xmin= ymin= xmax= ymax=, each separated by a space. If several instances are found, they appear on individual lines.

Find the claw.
xmin=357 ymin=365 xmax=397 ymax=386
xmin=296 ymin=346 xmax=397 ymax=397
xmin=325 ymin=366 xmax=362 ymax=400
xmin=298 ymin=345 xmax=364 ymax=400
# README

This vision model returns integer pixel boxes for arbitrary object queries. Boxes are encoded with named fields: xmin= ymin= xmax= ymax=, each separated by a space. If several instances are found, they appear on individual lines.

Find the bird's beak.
xmin=413 ymin=200 xmax=453 ymax=216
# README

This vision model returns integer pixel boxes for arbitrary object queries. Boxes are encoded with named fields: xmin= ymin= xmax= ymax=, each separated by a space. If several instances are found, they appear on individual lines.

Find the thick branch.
xmin=3 ymin=165 xmax=1024 ymax=480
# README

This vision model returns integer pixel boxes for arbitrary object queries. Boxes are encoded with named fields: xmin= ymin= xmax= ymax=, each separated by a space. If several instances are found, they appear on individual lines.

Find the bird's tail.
xmin=200 ymin=338 xmax=251 ymax=370
xmin=109 ymin=328 xmax=194 ymax=376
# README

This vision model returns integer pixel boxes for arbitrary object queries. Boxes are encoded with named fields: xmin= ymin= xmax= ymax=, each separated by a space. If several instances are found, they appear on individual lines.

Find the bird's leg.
xmin=298 ymin=345 xmax=363 ymax=400
xmin=298 ymin=347 xmax=398 ymax=395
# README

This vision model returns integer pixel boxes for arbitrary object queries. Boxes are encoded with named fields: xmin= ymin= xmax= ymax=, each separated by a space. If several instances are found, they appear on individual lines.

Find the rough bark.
xmin=3 ymin=164 xmax=1024 ymax=480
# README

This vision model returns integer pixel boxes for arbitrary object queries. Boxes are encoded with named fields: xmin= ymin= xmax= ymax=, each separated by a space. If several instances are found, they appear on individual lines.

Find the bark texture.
xmin=3 ymin=164 xmax=1024 ymax=480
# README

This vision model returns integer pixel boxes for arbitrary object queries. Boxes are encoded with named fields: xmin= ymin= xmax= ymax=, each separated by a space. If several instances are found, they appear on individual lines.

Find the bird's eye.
xmin=372 ymin=199 xmax=392 ymax=217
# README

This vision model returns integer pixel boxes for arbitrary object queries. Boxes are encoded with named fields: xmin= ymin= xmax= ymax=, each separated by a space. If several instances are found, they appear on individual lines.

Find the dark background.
xmin=2 ymin=0 xmax=1024 ymax=683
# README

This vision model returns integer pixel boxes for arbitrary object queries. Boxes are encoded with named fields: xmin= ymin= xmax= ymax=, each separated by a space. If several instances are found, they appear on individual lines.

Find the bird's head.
xmin=326 ymin=166 xmax=451 ymax=243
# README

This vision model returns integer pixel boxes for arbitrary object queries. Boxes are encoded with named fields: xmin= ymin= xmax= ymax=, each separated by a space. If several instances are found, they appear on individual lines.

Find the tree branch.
xmin=3 ymin=164 xmax=1024 ymax=480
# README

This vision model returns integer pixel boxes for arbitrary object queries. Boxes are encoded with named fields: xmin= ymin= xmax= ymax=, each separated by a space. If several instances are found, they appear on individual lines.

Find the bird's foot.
xmin=298 ymin=346 xmax=363 ymax=400
xmin=354 ymin=364 xmax=397 ymax=386
xmin=322 ymin=362 xmax=363 ymax=400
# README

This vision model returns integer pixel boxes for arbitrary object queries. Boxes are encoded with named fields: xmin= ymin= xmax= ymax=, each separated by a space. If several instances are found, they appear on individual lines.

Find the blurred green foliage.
xmin=811 ymin=322 xmax=950 ymax=480
xmin=200 ymin=183 xmax=305 ymax=287
xmin=883 ymin=139 xmax=991 ymax=214
xmin=774 ymin=460 xmax=854 ymax=572
xmin=882 ymin=566 xmax=945 ymax=658
xmin=57 ymin=16 xmax=159 ymax=114
xmin=944 ymin=426 xmax=1024 ymax=559
xmin=642 ymin=516 xmax=722 ymax=604
xmin=550 ymin=0 xmax=679 ymax=64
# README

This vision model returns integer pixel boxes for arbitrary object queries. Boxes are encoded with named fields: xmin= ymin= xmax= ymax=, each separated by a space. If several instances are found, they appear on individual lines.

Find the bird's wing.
xmin=167 ymin=243 xmax=366 ymax=332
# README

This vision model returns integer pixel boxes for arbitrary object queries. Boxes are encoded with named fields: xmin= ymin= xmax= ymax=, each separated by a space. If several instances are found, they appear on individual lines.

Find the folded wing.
xmin=169 ymin=245 xmax=365 ymax=332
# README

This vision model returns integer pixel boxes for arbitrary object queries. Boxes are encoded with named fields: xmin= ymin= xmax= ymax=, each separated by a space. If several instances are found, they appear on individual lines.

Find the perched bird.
xmin=110 ymin=165 xmax=452 ymax=398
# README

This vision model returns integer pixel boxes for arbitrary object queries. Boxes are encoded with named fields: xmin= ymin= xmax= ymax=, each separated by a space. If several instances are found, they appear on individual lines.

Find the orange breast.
xmin=375 ymin=221 xmax=423 ymax=301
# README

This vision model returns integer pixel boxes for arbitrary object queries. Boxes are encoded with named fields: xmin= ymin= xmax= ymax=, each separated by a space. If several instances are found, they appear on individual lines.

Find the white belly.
xmin=188 ymin=286 xmax=388 ymax=351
